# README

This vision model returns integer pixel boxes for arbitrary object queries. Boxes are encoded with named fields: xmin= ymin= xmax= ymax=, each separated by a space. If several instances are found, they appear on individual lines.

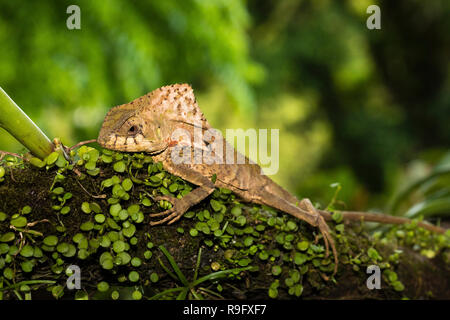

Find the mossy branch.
xmin=0 ymin=87 xmax=54 ymax=159
xmin=0 ymin=147 xmax=449 ymax=300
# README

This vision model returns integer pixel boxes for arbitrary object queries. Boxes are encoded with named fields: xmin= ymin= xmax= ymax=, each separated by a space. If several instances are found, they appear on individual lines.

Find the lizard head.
xmin=98 ymin=104 xmax=172 ymax=154
xmin=98 ymin=83 xmax=209 ymax=153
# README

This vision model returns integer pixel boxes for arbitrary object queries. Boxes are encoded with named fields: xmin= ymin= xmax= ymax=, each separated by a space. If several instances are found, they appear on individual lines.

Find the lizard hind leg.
xmin=298 ymin=198 xmax=338 ymax=275
xmin=248 ymin=190 xmax=338 ymax=275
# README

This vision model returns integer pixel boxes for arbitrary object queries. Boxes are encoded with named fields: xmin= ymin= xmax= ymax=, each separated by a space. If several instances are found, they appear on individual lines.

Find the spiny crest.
xmin=144 ymin=83 xmax=210 ymax=129
xmin=103 ymin=83 xmax=208 ymax=127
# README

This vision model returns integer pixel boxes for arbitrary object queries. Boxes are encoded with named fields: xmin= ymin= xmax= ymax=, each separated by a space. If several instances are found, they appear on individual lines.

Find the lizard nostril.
xmin=128 ymin=126 xmax=136 ymax=133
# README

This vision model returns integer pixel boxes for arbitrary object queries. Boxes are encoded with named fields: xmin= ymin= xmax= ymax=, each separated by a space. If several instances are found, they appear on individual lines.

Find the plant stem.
xmin=0 ymin=279 xmax=56 ymax=291
xmin=0 ymin=87 xmax=54 ymax=159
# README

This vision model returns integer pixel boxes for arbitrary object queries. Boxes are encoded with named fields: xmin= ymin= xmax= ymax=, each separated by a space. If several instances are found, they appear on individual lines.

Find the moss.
xmin=0 ymin=147 xmax=449 ymax=300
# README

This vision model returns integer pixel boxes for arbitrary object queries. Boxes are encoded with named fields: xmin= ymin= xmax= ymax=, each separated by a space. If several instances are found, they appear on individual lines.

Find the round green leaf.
xmin=287 ymin=221 xmax=297 ymax=231
xmin=110 ymin=203 xmax=122 ymax=216
xmin=144 ymin=250 xmax=152 ymax=260
xmin=122 ymin=224 xmax=136 ymax=238
xmin=0 ymin=243 xmax=9 ymax=254
xmin=0 ymin=212 xmax=8 ymax=222
xmin=90 ymin=202 xmax=102 ymax=213
xmin=118 ymin=209 xmax=129 ymax=221
xmin=101 ymin=259 xmax=114 ymax=270
xmin=297 ymin=241 xmax=309 ymax=251
xmin=122 ymin=178 xmax=133 ymax=191
xmin=20 ymin=245 xmax=34 ymax=257
xmin=231 ymin=206 xmax=242 ymax=216
xmin=85 ymin=161 xmax=96 ymax=171
xmin=244 ymin=237 xmax=253 ymax=247
xmin=78 ymin=249 xmax=89 ymax=260
xmin=238 ymin=258 xmax=251 ymax=267
xmin=111 ymin=290 xmax=119 ymax=300
xmin=10 ymin=216 xmax=27 ymax=228
xmin=30 ymin=157 xmax=46 ymax=168
xmin=22 ymin=206 xmax=32 ymax=214
xmin=63 ymin=244 xmax=77 ymax=257
xmin=80 ymin=221 xmax=94 ymax=231
xmin=132 ymin=290 xmax=142 ymax=300
xmin=60 ymin=206 xmax=71 ymax=215
xmin=100 ymin=252 xmax=114 ymax=270
xmin=113 ymin=161 xmax=126 ymax=173
xmin=43 ymin=235 xmax=58 ymax=247
xmin=117 ymin=252 xmax=131 ymax=265
xmin=268 ymin=287 xmax=278 ymax=299
xmin=52 ymin=187 xmax=64 ymax=195
xmin=95 ymin=214 xmax=106 ymax=224
xmin=100 ymin=236 xmax=111 ymax=248
xmin=150 ymin=272 xmax=159 ymax=283
xmin=3 ymin=267 xmax=14 ymax=280
xmin=97 ymin=281 xmax=110 ymax=292
xmin=57 ymin=243 xmax=69 ymax=254
xmin=21 ymin=260 xmax=34 ymax=273
xmin=113 ymin=240 xmax=126 ymax=253
xmin=128 ymin=271 xmax=139 ymax=282
xmin=127 ymin=204 xmax=140 ymax=215
xmin=210 ymin=199 xmax=222 ymax=212
xmin=131 ymin=257 xmax=142 ymax=267
xmin=72 ymin=233 xmax=84 ymax=243
xmin=102 ymin=155 xmax=113 ymax=164
xmin=294 ymin=252 xmax=308 ymax=265
xmin=55 ymin=154 xmax=68 ymax=168
xmin=81 ymin=202 xmax=91 ymax=214
xmin=271 ymin=265 xmax=282 ymax=276
xmin=46 ymin=152 xmax=59 ymax=165
xmin=33 ymin=247 xmax=43 ymax=258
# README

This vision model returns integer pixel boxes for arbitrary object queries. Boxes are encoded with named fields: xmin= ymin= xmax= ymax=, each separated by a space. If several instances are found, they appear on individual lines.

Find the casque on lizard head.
xmin=98 ymin=83 xmax=208 ymax=154
xmin=97 ymin=83 xmax=339 ymax=275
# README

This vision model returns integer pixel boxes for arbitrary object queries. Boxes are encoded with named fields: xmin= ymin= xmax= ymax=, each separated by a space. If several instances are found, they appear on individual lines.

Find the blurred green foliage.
xmin=0 ymin=0 xmax=449 ymax=212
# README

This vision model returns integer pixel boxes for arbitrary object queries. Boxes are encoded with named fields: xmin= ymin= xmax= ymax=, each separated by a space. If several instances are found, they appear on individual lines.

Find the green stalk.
xmin=0 ymin=87 xmax=54 ymax=159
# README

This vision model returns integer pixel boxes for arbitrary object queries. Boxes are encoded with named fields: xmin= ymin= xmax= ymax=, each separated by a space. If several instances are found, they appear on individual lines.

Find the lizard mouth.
xmin=98 ymin=133 xmax=169 ymax=154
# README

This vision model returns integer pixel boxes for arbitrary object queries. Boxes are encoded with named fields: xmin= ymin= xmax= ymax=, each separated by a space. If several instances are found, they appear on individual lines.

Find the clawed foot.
xmin=299 ymin=199 xmax=338 ymax=275
xmin=149 ymin=195 xmax=189 ymax=226
xmin=317 ymin=217 xmax=338 ymax=275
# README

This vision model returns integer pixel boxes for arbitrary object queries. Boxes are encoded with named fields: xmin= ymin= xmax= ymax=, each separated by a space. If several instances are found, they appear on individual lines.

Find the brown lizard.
xmin=97 ymin=83 xmax=446 ymax=275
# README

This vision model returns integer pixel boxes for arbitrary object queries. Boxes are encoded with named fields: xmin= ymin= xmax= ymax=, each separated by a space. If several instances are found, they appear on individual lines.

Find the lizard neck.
xmin=169 ymin=121 xmax=212 ymax=152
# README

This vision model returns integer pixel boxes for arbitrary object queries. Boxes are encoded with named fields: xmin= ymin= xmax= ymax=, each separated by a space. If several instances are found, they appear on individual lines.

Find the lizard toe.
xmin=149 ymin=196 xmax=189 ymax=225
xmin=150 ymin=210 xmax=181 ymax=225
xmin=317 ymin=218 xmax=338 ymax=275
xmin=152 ymin=195 xmax=177 ymax=203
xmin=149 ymin=209 xmax=174 ymax=218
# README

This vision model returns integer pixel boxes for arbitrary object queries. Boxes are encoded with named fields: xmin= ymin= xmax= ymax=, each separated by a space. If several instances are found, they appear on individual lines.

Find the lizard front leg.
xmin=149 ymin=187 xmax=214 ymax=225
xmin=149 ymin=163 xmax=216 ymax=226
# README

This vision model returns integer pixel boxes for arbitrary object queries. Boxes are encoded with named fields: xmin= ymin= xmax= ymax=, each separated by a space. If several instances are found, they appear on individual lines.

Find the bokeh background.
xmin=1 ymin=0 xmax=449 ymax=216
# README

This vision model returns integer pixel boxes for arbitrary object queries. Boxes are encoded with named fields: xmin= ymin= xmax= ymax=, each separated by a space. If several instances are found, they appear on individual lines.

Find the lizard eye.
xmin=128 ymin=125 xmax=137 ymax=134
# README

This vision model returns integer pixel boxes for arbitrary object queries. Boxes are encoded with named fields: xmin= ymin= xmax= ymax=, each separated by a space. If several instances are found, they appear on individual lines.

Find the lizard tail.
xmin=318 ymin=209 xmax=447 ymax=234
